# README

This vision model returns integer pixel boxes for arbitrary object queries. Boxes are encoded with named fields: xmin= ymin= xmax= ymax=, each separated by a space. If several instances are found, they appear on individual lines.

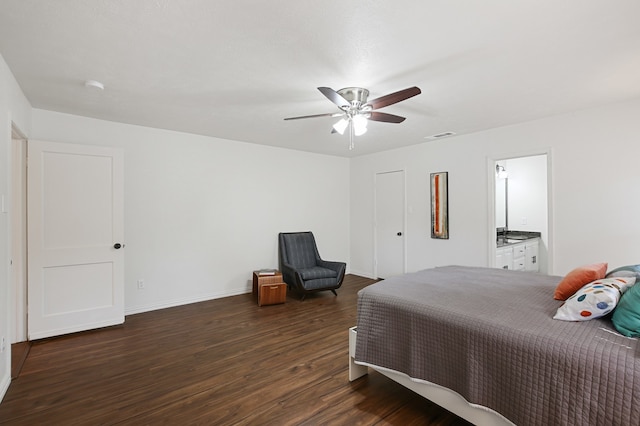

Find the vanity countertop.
xmin=496 ymin=230 xmax=541 ymax=247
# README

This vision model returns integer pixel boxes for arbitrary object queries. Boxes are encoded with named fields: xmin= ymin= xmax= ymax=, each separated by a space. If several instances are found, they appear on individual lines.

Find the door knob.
xmin=113 ymin=243 xmax=124 ymax=249
xmin=397 ymin=232 xmax=402 ymax=236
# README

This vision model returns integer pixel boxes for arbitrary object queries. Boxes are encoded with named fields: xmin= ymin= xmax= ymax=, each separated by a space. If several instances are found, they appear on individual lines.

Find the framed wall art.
xmin=430 ymin=171 xmax=449 ymax=239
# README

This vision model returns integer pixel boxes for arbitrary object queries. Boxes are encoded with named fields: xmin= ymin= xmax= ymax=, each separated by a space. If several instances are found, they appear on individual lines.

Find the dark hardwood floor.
xmin=10 ymin=342 xmax=30 ymax=380
xmin=0 ymin=275 xmax=471 ymax=425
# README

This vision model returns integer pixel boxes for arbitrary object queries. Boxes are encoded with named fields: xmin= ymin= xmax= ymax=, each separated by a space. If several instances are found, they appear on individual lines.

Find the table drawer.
xmin=259 ymin=282 xmax=286 ymax=306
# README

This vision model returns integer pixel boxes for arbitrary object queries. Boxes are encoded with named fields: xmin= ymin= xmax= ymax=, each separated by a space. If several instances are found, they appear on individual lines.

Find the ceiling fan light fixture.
xmin=354 ymin=125 xmax=367 ymax=137
xmin=285 ymin=85 xmax=420 ymax=150
xmin=333 ymin=118 xmax=349 ymax=135
xmin=352 ymin=115 xmax=368 ymax=136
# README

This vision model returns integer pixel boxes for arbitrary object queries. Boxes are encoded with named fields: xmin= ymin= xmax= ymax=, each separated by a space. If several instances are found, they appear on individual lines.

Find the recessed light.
xmin=84 ymin=80 xmax=104 ymax=90
xmin=425 ymin=131 xmax=456 ymax=140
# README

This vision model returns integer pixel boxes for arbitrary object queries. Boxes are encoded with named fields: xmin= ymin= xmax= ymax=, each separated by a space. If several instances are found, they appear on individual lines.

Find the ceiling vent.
xmin=425 ymin=131 xmax=456 ymax=140
xmin=84 ymin=80 xmax=104 ymax=90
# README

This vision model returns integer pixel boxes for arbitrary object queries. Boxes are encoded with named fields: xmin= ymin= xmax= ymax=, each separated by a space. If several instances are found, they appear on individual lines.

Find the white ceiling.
xmin=1 ymin=1 xmax=639 ymax=157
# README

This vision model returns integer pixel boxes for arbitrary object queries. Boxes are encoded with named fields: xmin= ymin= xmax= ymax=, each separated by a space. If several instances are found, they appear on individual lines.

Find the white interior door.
xmin=375 ymin=170 xmax=405 ymax=279
xmin=28 ymin=140 xmax=124 ymax=340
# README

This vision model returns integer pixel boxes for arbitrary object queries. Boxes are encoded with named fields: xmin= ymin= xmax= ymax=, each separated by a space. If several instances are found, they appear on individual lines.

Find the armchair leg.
xmin=331 ymin=289 xmax=337 ymax=296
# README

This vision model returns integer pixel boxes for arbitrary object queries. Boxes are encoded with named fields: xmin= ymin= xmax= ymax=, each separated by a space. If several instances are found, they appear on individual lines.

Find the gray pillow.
xmin=606 ymin=265 xmax=640 ymax=281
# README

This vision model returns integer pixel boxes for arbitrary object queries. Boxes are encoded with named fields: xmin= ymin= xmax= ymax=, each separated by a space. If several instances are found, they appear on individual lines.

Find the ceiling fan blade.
xmin=318 ymin=87 xmax=351 ymax=109
xmin=368 ymin=111 xmax=406 ymax=123
xmin=284 ymin=112 xmax=339 ymax=121
xmin=366 ymin=86 xmax=421 ymax=110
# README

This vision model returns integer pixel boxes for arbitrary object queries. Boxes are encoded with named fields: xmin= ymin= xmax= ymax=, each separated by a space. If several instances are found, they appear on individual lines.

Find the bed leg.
xmin=349 ymin=326 xmax=368 ymax=381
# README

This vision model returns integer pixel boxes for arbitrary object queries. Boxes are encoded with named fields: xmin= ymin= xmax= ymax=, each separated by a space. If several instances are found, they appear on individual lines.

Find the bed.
xmin=348 ymin=266 xmax=640 ymax=426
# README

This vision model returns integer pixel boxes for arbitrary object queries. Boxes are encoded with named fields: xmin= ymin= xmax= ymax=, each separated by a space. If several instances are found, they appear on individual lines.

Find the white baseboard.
xmin=124 ymin=272 xmax=378 ymax=316
xmin=125 ymin=288 xmax=250 ymax=316
xmin=0 ymin=371 xmax=10 ymax=404
xmin=347 ymin=270 xmax=376 ymax=279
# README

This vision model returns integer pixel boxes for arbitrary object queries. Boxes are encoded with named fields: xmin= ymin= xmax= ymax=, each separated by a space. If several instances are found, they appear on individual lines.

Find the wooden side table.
xmin=252 ymin=271 xmax=287 ymax=306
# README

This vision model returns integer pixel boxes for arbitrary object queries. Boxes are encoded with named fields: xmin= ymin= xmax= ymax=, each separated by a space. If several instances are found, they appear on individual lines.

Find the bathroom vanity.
xmin=496 ymin=231 xmax=540 ymax=272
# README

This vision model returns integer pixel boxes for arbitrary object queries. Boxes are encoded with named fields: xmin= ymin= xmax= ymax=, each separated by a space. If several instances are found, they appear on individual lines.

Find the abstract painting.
xmin=430 ymin=171 xmax=449 ymax=239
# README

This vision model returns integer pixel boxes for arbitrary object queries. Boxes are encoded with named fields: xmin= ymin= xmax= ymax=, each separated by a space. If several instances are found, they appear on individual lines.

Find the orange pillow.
xmin=554 ymin=263 xmax=608 ymax=300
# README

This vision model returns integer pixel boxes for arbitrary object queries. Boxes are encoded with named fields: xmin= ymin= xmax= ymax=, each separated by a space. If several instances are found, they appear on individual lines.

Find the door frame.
xmin=373 ymin=169 xmax=407 ymax=279
xmin=487 ymin=148 xmax=554 ymax=274
xmin=10 ymin=124 xmax=28 ymax=343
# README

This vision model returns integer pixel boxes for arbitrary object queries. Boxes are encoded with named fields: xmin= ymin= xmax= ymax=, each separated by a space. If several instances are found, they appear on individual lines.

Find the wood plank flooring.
xmin=0 ymin=275 xmax=471 ymax=425
xmin=10 ymin=342 xmax=30 ymax=380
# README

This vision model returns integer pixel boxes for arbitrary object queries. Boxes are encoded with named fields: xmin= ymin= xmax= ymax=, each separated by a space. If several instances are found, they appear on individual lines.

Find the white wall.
xmin=350 ymin=135 xmax=490 ymax=278
xmin=31 ymin=109 xmax=350 ymax=314
xmin=0 ymin=54 xmax=32 ymax=401
xmin=351 ymin=98 xmax=640 ymax=277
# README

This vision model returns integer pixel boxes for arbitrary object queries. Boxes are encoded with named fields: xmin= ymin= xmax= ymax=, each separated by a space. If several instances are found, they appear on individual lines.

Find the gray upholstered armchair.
xmin=278 ymin=232 xmax=346 ymax=300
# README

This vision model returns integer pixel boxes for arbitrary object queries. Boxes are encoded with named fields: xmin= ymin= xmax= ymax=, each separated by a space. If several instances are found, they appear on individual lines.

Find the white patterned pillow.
xmin=553 ymin=277 xmax=636 ymax=321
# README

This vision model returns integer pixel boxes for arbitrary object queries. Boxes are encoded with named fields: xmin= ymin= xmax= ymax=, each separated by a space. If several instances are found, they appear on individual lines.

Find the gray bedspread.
xmin=355 ymin=266 xmax=640 ymax=426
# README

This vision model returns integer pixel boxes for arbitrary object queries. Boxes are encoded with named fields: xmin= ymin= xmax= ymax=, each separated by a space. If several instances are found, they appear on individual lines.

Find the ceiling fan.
xmin=284 ymin=86 xmax=421 ymax=150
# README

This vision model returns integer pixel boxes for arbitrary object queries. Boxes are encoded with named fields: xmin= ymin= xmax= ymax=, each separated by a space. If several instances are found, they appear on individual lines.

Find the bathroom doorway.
xmin=491 ymin=152 xmax=551 ymax=274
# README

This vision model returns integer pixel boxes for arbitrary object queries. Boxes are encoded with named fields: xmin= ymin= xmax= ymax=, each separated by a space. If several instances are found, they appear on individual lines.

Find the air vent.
xmin=425 ymin=131 xmax=456 ymax=140
xmin=84 ymin=80 xmax=104 ymax=90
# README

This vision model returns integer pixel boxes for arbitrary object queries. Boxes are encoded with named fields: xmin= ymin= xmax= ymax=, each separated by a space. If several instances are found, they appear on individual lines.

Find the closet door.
xmin=375 ymin=170 xmax=405 ymax=279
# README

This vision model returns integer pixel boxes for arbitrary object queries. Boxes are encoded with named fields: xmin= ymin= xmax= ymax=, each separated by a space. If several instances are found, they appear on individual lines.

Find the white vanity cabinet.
xmin=496 ymin=246 xmax=513 ymax=270
xmin=496 ymin=238 xmax=539 ymax=272
xmin=512 ymin=243 xmax=527 ymax=271
xmin=524 ymin=241 xmax=539 ymax=271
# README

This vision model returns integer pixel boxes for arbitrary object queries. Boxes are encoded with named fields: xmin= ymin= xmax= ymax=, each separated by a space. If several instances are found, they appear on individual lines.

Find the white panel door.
xmin=375 ymin=170 xmax=405 ymax=279
xmin=28 ymin=140 xmax=124 ymax=340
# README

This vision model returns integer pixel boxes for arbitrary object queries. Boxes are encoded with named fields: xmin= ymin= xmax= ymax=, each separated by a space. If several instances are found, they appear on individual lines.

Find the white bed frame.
xmin=348 ymin=327 xmax=515 ymax=426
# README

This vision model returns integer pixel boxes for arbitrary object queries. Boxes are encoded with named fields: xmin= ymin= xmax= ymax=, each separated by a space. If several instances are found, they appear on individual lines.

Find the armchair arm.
xmin=281 ymin=260 xmax=305 ymax=290
xmin=317 ymin=259 xmax=346 ymax=285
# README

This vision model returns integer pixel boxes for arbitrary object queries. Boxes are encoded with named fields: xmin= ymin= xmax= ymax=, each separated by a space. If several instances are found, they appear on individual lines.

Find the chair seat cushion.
xmin=299 ymin=267 xmax=338 ymax=280
xmin=303 ymin=277 xmax=339 ymax=291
